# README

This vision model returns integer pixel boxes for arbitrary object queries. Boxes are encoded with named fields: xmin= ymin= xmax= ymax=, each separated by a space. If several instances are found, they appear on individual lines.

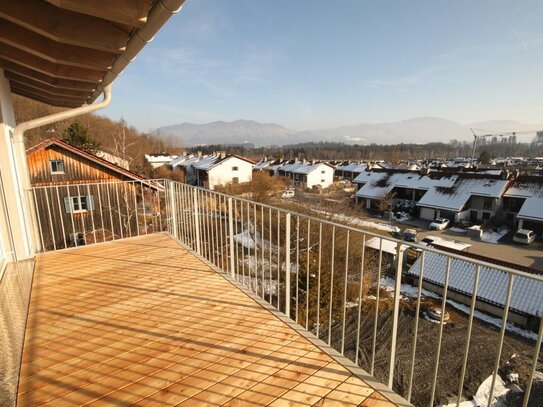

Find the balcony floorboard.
xmin=18 ymin=234 xmax=400 ymax=406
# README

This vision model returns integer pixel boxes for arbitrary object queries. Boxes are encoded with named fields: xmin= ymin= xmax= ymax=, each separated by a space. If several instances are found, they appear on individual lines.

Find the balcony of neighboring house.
xmin=3 ymin=179 xmax=543 ymax=407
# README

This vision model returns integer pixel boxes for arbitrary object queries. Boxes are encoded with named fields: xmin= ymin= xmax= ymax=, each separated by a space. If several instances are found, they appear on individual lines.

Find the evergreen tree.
xmin=62 ymin=120 xmax=101 ymax=153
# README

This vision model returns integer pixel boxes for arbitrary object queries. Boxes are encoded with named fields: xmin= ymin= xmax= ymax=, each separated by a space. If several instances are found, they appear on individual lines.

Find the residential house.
xmin=167 ymin=153 xmax=203 ymax=184
xmin=416 ymin=174 xmax=511 ymax=222
xmin=335 ymin=162 xmax=367 ymax=180
xmin=27 ymin=138 xmax=161 ymax=249
xmin=503 ymin=177 xmax=543 ymax=234
xmin=279 ymin=160 xmax=335 ymax=189
xmin=193 ymin=155 xmax=254 ymax=189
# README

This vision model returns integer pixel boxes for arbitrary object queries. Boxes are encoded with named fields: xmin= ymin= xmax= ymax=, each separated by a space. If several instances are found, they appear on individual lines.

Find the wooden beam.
xmin=5 ymin=72 xmax=93 ymax=98
xmin=0 ymin=0 xmax=130 ymax=53
xmin=0 ymin=58 xmax=96 ymax=91
xmin=0 ymin=44 xmax=104 ymax=83
xmin=11 ymin=82 xmax=87 ymax=102
xmin=0 ymin=19 xmax=115 ymax=70
xmin=46 ymin=0 xmax=152 ymax=28
xmin=11 ymin=88 xmax=82 ymax=108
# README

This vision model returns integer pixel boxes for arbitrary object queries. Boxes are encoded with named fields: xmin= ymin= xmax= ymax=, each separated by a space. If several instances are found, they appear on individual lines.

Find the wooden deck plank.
xmin=17 ymin=234 xmax=399 ymax=406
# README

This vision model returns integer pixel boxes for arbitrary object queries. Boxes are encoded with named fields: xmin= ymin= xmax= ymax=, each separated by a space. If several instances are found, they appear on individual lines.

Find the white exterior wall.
xmin=0 ymin=70 xmax=37 ymax=262
xmin=207 ymin=157 xmax=253 ymax=190
xmin=305 ymin=164 xmax=334 ymax=189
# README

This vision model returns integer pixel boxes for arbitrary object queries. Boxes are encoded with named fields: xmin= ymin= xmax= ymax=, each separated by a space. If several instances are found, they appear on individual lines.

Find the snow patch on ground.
xmin=311 ymin=209 xmax=401 ymax=233
xmin=449 ymin=227 xmax=467 ymax=234
xmin=481 ymin=227 xmax=510 ymax=244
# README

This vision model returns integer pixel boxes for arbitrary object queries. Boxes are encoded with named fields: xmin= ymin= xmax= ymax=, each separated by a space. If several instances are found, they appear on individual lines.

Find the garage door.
xmin=419 ymin=207 xmax=435 ymax=220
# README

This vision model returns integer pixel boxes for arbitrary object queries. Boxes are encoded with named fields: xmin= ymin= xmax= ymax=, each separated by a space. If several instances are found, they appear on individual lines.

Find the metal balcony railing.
xmin=29 ymin=179 xmax=543 ymax=407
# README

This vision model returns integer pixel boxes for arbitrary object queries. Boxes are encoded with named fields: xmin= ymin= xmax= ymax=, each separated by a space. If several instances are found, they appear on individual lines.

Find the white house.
xmin=168 ymin=154 xmax=204 ymax=184
xmin=279 ymin=161 xmax=335 ymax=189
xmin=503 ymin=178 xmax=543 ymax=234
xmin=193 ymin=155 xmax=254 ymax=190
xmin=145 ymin=153 xmax=177 ymax=169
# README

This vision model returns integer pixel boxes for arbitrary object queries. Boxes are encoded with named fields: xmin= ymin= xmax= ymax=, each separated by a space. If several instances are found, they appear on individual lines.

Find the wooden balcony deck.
xmin=18 ymin=234 xmax=404 ymax=406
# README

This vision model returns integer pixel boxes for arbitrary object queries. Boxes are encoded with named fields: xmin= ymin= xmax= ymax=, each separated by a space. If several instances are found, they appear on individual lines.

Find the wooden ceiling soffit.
xmin=0 ymin=44 xmax=104 ymax=82
xmin=0 ymin=0 xmax=130 ymax=53
xmin=0 ymin=20 xmax=115 ymax=70
xmin=5 ymin=73 xmax=92 ymax=98
xmin=11 ymin=87 xmax=83 ymax=108
xmin=0 ymin=59 xmax=96 ymax=91
xmin=46 ymin=0 xmax=153 ymax=28
xmin=11 ymin=82 xmax=88 ymax=102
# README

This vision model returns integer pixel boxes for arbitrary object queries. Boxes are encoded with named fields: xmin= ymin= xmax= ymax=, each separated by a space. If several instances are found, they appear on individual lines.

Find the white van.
xmin=513 ymin=229 xmax=535 ymax=245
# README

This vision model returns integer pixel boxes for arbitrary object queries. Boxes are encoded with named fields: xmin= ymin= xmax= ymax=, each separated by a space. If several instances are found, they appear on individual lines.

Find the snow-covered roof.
xmin=168 ymin=154 xmax=194 ymax=167
xmin=145 ymin=154 xmax=176 ymax=163
xmin=336 ymin=162 xmax=367 ymax=173
xmin=417 ymin=177 xmax=509 ymax=212
xmin=365 ymin=237 xmax=405 ymax=256
xmin=279 ymin=160 xmax=303 ymax=173
xmin=504 ymin=180 xmax=543 ymax=221
xmin=193 ymin=155 xmax=220 ymax=170
xmin=355 ymin=172 xmax=456 ymax=200
xmin=291 ymin=162 xmax=332 ymax=175
xmin=407 ymin=251 xmax=543 ymax=317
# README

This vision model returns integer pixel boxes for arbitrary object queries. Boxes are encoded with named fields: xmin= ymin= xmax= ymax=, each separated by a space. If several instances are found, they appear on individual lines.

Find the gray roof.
xmin=505 ymin=181 xmax=543 ymax=221
xmin=407 ymin=251 xmax=543 ymax=317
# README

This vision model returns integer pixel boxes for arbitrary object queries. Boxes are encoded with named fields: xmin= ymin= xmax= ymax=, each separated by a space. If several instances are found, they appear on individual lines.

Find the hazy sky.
xmin=102 ymin=0 xmax=543 ymax=132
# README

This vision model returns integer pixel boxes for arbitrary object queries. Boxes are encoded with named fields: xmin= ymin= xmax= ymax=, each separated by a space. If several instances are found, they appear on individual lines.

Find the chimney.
xmin=220 ymin=151 xmax=226 ymax=159
xmin=197 ymin=150 xmax=202 ymax=157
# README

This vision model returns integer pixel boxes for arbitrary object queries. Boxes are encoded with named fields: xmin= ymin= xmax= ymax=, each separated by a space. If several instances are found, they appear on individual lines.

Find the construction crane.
xmin=469 ymin=128 xmax=538 ymax=165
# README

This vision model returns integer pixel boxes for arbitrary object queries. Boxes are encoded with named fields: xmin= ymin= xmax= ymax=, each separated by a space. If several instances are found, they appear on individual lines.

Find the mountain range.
xmin=157 ymin=117 xmax=542 ymax=147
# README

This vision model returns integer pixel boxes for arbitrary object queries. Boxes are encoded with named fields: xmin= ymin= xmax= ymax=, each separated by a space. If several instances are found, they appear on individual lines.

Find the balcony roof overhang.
xmin=0 ymin=0 xmax=185 ymax=107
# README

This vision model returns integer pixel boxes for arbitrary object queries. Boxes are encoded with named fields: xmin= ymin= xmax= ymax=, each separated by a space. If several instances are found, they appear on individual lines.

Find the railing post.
xmin=169 ymin=181 xmax=178 ymax=238
xmin=193 ymin=189 xmax=201 ymax=255
xmin=228 ymin=197 xmax=235 ymax=278
xmin=285 ymin=213 xmax=291 ymax=318
xmin=388 ymin=241 xmax=404 ymax=388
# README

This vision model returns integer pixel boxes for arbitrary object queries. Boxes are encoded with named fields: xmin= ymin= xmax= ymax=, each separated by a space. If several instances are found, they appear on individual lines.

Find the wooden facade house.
xmin=27 ymin=138 xmax=164 ymax=250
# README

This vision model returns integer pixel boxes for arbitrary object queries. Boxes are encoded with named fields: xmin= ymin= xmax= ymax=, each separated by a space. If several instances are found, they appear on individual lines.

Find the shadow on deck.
xmin=17 ymin=234 xmax=406 ymax=406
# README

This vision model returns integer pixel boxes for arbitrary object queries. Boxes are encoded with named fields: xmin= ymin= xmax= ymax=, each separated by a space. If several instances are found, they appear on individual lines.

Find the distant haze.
xmin=157 ymin=117 xmax=542 ymax=147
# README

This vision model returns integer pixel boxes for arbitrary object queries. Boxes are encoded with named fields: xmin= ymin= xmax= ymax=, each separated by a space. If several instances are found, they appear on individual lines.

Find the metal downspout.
xmin=10 ymin=85 xmax=112 ymax=259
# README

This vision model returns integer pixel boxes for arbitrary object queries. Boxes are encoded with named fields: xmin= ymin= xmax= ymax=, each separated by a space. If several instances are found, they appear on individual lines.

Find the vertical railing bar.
xmin=115 ymin=183 xmax=124 ymax=239
xmin=193 ymin=189 xmax=201 ymax=255
xmin=96 ymin=184 xmax=105 ymax=243
xmin=254 ymin=203 xmax=258 ymax=295
xmin=209 ymin=191 xmax=216 ymax=264
xmin=305 ymin=219 xmax=311 ymax=330
xmin=522 ymin=314 xmax=543 ymax=407
xmin=228 ymin=197 xmax=235 ymax=278
xmin=328 ymin=226 xmax=336 ymax=346
xmin=106 ymin=183 xmax=115 ymax=241
xmin=149 ymin=184 xmax=157 ymax=234
xmin=246 ymin=201 xmax=251 ymax=291
xmin=66 ymin=185 xmax=77 ymax=246
xmin=44 ymin=189 xmax=56 ymax=251
xmin=355 ymin=234 xmax=366 ymax=366
xmin=182 ymin=183 xmax=189 ymax=244
xmin=86 ymin=184 xmax=97 ymax=244
xmin=316 ymin=222 xmax=322 ymax=338
xmin=341 ymin=230 xmax=350 ymax=355
xmin=261 ymin=205 xmax=265 ymax=299
xmin=370 ymin=237 xmax=384 ymax=376
xmin=486 ymin=274 xmax=515 ymax=407
xmin=157 ymin=187 xmax=163 ymax=232
xmin=295 ymin=215 xmax=300 ymax=323
xmin=388 ymin=242 xmax=405 ymax=389
xmin=207 ymin=190 xmax=213 ymax=262
xmin=123 ymin=183 xmax=132 ymax=237
xmin=268 ymin=207 xmax=273 ymax=304
xmin=140 ymin=182 xmax=147 ymax=235
xmin=235 ymin=199 xmax=240 ymax=280
xmin=285 ymin=213 xmax=291 ymax=318
xmin=31 ymin=189 xmax=45 ymax=251
xmin=429 ymin=257 xmax=452 ymax=407
xmin=134 ymin=182 xmax=141 ymax=237
xmin=215 ymin=193 xmax=220 ymax=266
xmin=277 ymin=210 xmax=281 ymax=310
xmin=219 ymin=195 xmax=225 ymax=271
xmin=407 ymin=251 xmax=426 ymax=402
xmin=76 ymin=185 xmax=87 ymax=243
xmin=55 ymin=186 xmax=67 ymax=249
xmin=456 ymin=264 xmax=481 ymax=406
xmin=240 ymin=198 xmax=246 ymax=284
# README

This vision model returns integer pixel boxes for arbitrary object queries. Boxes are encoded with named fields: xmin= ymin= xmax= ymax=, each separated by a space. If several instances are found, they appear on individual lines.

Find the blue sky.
xmin=103 ymin=0 xmax=543 ymax=132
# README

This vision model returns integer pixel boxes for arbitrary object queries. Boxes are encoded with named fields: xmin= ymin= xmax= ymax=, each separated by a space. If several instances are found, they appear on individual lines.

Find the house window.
xmin=50 ymin=160 xmax=65 ymax=174
xmin=321 ymin=179 xmax=325 ymax=183
xmin=483 ymin=197 xmax=493 ymax=211
xmin=482 ymin=212 xmax=491 ymax=220
xmin=64 ymin=195 xmax=94 ymax=213
xmin=232 ymin=177 xmax=239 ymax=184
xmin=321 ymin=170 xmax=325 ymax=174
xmin=232 ymin=166 xmax=239 ymax=171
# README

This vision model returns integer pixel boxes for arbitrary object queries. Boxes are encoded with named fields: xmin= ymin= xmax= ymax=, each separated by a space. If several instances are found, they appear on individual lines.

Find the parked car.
xmin=429 ymin=217 xmax=450 ymax=230
xmin=403 ymin=228 xmax=417 ymax=242
xmin=420 ymin=236 xmax=441 ymax=246
xmin=280 ymin=189 xmax=295 ymax=199
xmin=513 ymin=229 xmax=536 ymax=245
